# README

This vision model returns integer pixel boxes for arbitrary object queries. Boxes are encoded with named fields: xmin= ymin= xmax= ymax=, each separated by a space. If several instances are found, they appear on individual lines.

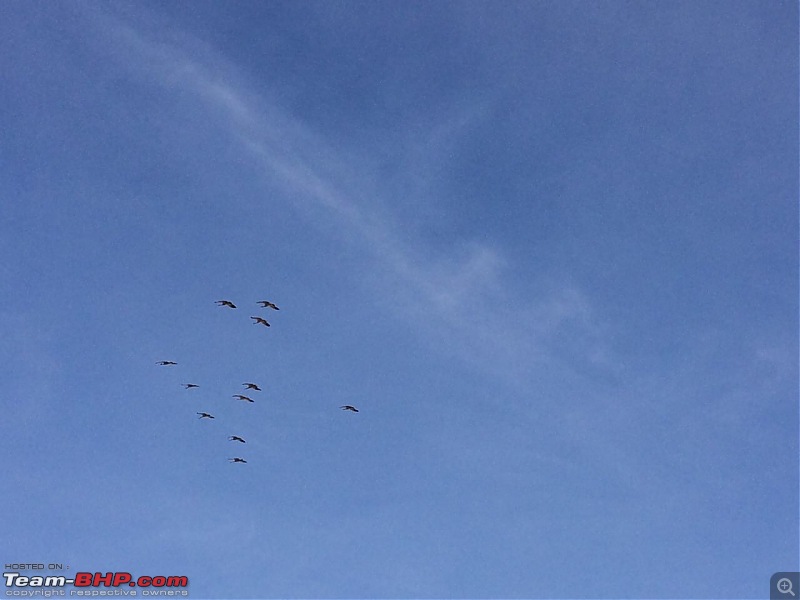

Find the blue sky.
xmin=1 ymin=1 xmax=797 ymax=598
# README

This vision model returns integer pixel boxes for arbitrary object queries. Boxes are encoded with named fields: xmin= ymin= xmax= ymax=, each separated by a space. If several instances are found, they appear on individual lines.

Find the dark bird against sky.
xmin=229 ymin=436 xmax=246 ymax=443
xmin=156 ymin=361 xmax=177 ymax=366
xmin=216 ymin=300 xmax=237 ymax=308
xmin=229 ymin=457 xmax=247 ymax=463
xmin=340 ymin=405 xmax=359 ymax=412
xmin=197 ymin=412 xmax=215 ymax=419
xmin=242 ymin=382 xmax=261 ymax=391
xmin=250 ymin=316 xmax=270 ymax=326
xmin=182 ymin=383 xmax=199 ymax=389
xmin=257 ymin=300 xmax=280 ymax=310
xmin=232 ymin=394 xmax=255 ymax=403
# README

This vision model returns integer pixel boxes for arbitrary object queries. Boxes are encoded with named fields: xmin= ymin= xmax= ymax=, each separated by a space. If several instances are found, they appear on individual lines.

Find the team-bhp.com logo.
xmin=4 ymin=572 xmax=189 ymax=596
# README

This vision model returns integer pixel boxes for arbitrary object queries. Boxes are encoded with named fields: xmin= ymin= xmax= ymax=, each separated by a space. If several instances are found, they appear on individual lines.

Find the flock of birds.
xmin=156 ymin=299 xmax=359 ymax=465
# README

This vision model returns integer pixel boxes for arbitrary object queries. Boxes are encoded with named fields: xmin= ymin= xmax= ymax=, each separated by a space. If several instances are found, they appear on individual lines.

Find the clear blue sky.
xmin=1 ymin=1 xmax=797 ymax=598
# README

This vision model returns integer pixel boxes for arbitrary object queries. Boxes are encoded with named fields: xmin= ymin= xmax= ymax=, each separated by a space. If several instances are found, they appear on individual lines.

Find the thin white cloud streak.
xmin=88 ymin=5 xmax=614 ymax=389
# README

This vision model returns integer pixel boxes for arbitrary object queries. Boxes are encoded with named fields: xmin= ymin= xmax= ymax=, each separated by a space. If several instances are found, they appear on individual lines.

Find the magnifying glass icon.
xmin=778 ymin=578 xmax=796 ymax=596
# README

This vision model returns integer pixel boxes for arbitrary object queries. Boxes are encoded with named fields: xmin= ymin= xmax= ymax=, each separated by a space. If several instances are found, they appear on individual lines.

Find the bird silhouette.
xmin=182 ymin=383 xmax=199 ymax=389
xmin=156 ymin=361 xmax=177 ymax=366
xmin=197 ymin=412 xmax=215 ymax=419
xmin=216 ymin=300 xmax=237 ymax=309
xmin=232 ymin=394 xmax=255 ymax=403
xmin=229 ymin=457 xmax=247 ymax=463
xmin=257 ymin=300 xmax=280 ymax=310
xmin=250 ymin=316 xmax=270 ymax=327
xmin=242 ymin=382 xmax=261 ymax=391
xmin=340 ymin=405 xmax=359 ymax=413
xmin=229 ymin=436 xmax=247 ymax=443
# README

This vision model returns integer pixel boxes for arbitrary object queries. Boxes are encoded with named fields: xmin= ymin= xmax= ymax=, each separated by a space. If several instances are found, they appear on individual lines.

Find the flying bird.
xmin=232 ymin=394 xmax=255 ymax=403
xmin=229 ymin=457 xmax=247 ymax=463
xmin=257 ymin=300 xmax=280 ymax=310
xmin=197 ymin=412 xmax=215 ymax=419
xmin=229 ymin=436 xmax=246 ymax=443
xmin=156 ymin=361 xmax=177 ymax=366
xmin=182 ymin=383 xmax=199 ymax=389
xmin=216 ymin=300 xmax=237 ymax=309
xmin=340 ymin=405 xmax=359 ymax=413
xmin=242 ymin=383 xmax=261 ymax=391
xmin=250 ymin=316 xmax=270 ymax=327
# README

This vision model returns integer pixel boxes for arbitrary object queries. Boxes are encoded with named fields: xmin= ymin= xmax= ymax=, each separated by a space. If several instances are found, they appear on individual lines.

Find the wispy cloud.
xmin=84 ymin=4 xmax=613 ymax=388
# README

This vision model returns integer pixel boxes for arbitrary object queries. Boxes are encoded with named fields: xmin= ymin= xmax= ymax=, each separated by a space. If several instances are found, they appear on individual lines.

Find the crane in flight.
xmin=156 ymin=361 xmax=177 ymax=366
xmin=229 ymin=457 xmax=247 ymax=464
xmin=196 ymin=412 xmax=215 ymax=419
xmin=257 ymin=300 xmax=280 ymax=310
xmin=242 ymin=382 xmax=261 ymax=391
xmin=250 ymin=316 xmax=270 ymax=327
xmin=229 ymin=436 xmax=246 ymax=443
xmin=216 ymin=300 xmax=237 ymax=309
xmin=232 ymin=394 xmax=255 ymax=403
xmin=182 ymin=383 xmax=199 ymax=389
xmin=340 ymin=405 xmax=359 ymax=413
